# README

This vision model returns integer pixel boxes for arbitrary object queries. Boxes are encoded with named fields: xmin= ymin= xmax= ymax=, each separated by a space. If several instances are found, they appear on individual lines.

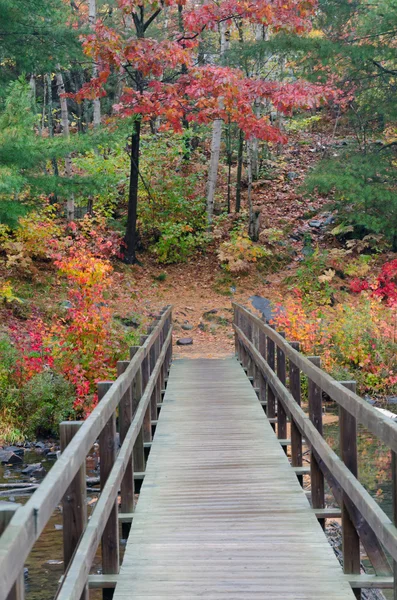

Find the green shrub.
xmin=152 ymin=223 xmax=210 ymax=264
xmin=0 ymin=334 xmax=17 ymax=394
xmin=15 ymin=372 xmax=75 ymax=438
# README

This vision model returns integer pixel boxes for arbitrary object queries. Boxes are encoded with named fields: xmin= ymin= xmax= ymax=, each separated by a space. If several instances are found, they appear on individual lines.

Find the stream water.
xmin=0 ymin=447 xmax=105 ymax=600
xmin=1 ymin=410 xmax=394 ymax=599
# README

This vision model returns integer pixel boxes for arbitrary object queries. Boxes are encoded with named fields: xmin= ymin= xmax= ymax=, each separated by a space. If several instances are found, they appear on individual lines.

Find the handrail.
xmin=0 ymin=305 xmax=173 ymax=600
xmin=233 ymin=302 xmax=397 ymax=453
xmin=233 ymin=301 xmax=397 ymax=586
xmin=56 ymin=325 xmax=173 ymax=600
xmin=235 ymin=323 xmax=397 ymax=562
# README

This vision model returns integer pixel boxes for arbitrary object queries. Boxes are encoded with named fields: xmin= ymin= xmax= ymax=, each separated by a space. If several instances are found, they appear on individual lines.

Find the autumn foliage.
xmin=73 ymin=0 xmax=333 ymax=143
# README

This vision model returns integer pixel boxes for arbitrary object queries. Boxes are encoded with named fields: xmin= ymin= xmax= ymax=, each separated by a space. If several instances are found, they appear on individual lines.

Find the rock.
xmin=249 ymin=296 xmax=276 ymax=322
xmin=60 ymin=300 xmax=73 ymax=310
xmin=3 ymin=446 xmax=24 ymax=457
xmin=203 ymin=309 xmax=218 ymax=318
xmin=0 ymin=450 xmax=23 ymax=465
xmin=22 ymin=463 xmax=46 ymax=477
xmin=309 ymin=220 xmax=323 ymax=228
xmin=287 ymin=171 xmax=298 ymax=181
xmin=46 ymin=452 xmax=59 ymax=460
xmin=44 ymin=559 xmax=64 ymax=570
xmin=387 ymin=396 xmax=397 ymax=405
xmin=182 ymin=324 xmax=193 ymax=331
xmin=117 ymin=315 xmax=140 ymax=328
xmin=54 ymin=524 xmax=63 ymax=530
xmin=35 ymin=441 xmax=45 ymax=450
xmin=198 ymin=322 xmax=207 ymax=332
xmin=302 ymin=245 xmax=314 ymax=257
xmin=364 ymin=395 xmax=376 ymax=406
xmin=24 ymin=567 xmax=29 ymax=580
xmin=176 ymin=338 xmax=193 ymax=346
xmin=324 ymin=215 xmax=335 ymax=226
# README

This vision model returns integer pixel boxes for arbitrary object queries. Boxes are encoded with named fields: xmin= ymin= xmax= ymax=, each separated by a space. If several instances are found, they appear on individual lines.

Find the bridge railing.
xmin=0 ymin=305 xmax=173 ymax=600
xmin=233 ymin=302 xmax=397 ymax=594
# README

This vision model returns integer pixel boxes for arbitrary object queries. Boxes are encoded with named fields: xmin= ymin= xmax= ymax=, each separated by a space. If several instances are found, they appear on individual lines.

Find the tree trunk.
xmin=226 ymin=119 xmax=232 ymax=214
xmin=235 ymin=129 xmax=244 ymax=213
xmin=205 ymin=22 xmax=229 ymax=226
xmin=56 ymin=69 xmax=74 ymax=220
xmin=123 ymin=120 xmax=141 ymax=264
xmin=89 ymin=0 xmax=101 ymax=128
xmin=206 ymin=118 xmax=222 ymax=226
xmin=247 ymin=140 xmax=260 ymax=241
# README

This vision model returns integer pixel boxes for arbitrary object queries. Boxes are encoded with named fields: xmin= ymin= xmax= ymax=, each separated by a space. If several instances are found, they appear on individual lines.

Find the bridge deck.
xmin=114 ymin=357 xmax=355 ymax=599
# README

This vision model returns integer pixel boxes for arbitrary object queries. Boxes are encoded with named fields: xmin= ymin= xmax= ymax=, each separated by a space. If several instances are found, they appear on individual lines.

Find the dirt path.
xmin=126 ymin=256 xmax=273 ymax=358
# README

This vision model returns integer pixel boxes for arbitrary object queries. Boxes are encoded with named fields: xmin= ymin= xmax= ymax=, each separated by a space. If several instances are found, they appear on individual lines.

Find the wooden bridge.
xmin=1 ymin=304 xmax=397 ymax=599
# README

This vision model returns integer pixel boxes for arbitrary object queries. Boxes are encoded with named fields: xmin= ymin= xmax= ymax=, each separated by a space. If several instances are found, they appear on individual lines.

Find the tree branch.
xmin=144 ymin=8 xmax=162 ymax=32
xmin=372 ymin=60 xmax=397 ymax=76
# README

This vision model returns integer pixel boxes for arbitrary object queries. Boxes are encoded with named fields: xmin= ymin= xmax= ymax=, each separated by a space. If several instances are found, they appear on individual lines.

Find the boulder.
xmin=0 ymin=451 xmax=23 ymax=465
xmin=22 ymin=463 xmax=46 ymax=477
xmin=249 ymin=296 xmax=275 ymax=322
xmin=176 ymin=338 xmax=193 ymax=346
xmin=3 ymin=446 xmax=24 ymax=457
xmin=309 ymin=220 xmax=323 ymax=228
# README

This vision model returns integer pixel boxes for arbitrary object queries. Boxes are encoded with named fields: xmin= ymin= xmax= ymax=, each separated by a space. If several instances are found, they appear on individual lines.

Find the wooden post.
xmin=60 ymin=421 xmax=88 ymax=600
xmin=139 ymin=335 xmax=152 ymax=443
xmin=130 ymin=346 xmax=145 ymax=472
xmin=289 ymin=342 xmax=302 ymax=486
xmin=393 ymin=450 xmax=397 ymax=600
xmin=258 ymin=327 xmax=267 ymax=411
xmin=98 ymin=381 xmax=119 ymax=600
xmin=267 ymin=335 xmax=276 ymax=430
xmin=252 ymin=324 xmax=260 ymax=390
xmin=340 ymin=380 xmax=361 ymax=600
xmin=150 ymin=337 xmax=158 ymax=421
xmin=117 ymin=361 xmax=134 ymax=539
xmin=246 ymin=317 xmax=253 ymax=377
xmin=276 ymin=333 xmax=287 ymax=452
xmin=307 ymin=356 xmax=325 ymax=529
xmin=234 ymin=306 xmax=239 ymax=358
xmin=0 ymin=504 xmax=25 ymax=600
xmin=140 ymin=335 xmax=150 ymax=393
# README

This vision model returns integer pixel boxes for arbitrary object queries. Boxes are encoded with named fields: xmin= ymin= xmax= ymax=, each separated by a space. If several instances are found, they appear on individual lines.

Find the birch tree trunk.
xmin=247 ymin=139 xmax=260 ymax=241
xmin=206 ymin=22 xmax=229 ymax=227
xmin=56 ymin=69 xmax=74 ymax=221
xmin=89 ymin=0 xmax=101 ymax=128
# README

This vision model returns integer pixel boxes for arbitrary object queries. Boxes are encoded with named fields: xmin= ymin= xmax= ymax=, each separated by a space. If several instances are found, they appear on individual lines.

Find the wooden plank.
xmin=289 ymin=341 xmax=303 ymax=486
xmin=60 ymin=422 xmax=88 ymax=600
xmin=347 ymin=575 xmax=394 ymax=589
xmin=314 ymin=508 xmax=342 ymax=519
xmin=117 ymin=361 xmax=134 ymax=539
xmin=392 ymin=450 xmax=397 ymax=600
xmin=308 ymin=356 xmax=325 ymax=529
xmin=340 ymin=381 xmax=360 ymax=600
xmin=0 ymin=505 xmax=24 ymax=600
xmin=98 ymin=381 xmax=119 ymax=600
xmin=267 ymin=335 xmax=276 ymax=430
xmin=276 ymin=333 xmax=287 ymax=451
xmin=113 ymin=358 xmax=354 ymax=600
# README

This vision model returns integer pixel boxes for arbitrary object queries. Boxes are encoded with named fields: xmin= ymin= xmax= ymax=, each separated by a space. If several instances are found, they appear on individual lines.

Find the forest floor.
xmin=127 ymin=128 xmax=334 ymax=358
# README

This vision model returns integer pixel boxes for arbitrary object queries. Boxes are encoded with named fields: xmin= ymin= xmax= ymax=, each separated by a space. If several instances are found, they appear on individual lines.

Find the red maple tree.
xmin=74 ymin=0 xmax=332 ymax=263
